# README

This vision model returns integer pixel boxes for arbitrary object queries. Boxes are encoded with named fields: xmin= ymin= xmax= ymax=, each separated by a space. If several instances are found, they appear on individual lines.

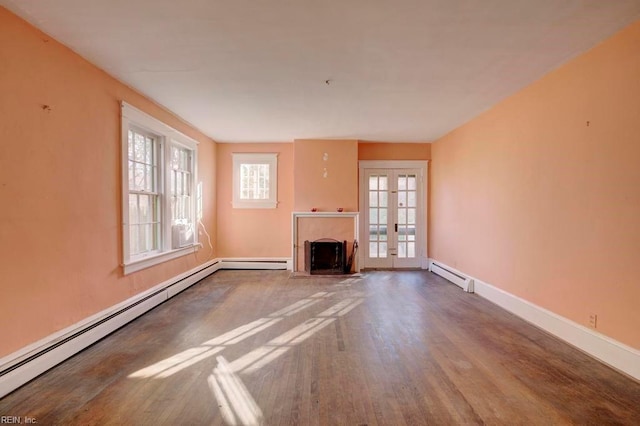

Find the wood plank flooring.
xmin=1 ymin=270 xmax=639 ymax=425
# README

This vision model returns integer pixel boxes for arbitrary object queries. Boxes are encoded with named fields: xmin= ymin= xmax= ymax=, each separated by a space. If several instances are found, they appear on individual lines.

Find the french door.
xmin=362 ymin=166 xmax=425 ymax=268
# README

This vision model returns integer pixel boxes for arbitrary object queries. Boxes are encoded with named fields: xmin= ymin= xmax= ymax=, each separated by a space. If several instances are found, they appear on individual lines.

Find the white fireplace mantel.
xmin=291 ymin=211 xmax=360 ymax=272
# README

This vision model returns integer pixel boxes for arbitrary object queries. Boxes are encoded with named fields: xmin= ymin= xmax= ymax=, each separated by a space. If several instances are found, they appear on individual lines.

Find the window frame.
xmin=232 ymin=153 xmax=278 ymax=209
xmin=121 ymin=101 xmax=199 ymax=274
xmin=127 ymin=125 xmax=162 ymax=258
xmin=169 ymin=143 xmax=194 ymax=227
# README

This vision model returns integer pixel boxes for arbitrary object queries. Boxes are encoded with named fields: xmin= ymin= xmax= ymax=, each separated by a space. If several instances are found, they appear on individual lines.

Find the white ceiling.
xmin=3 ymin=1 xmax=640 ymax=143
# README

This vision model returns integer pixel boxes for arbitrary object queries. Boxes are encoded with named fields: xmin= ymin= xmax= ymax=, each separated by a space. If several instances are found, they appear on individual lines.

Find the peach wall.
xmin=430 ymin=20 xmax=640 ymax=349
xmin=215 ymin=143 xmax=294 ymax=257
xmin=294 ymin=139 xmax=359 ymax=212
xmin=0 ymin=8 xmax=217 ymax=358
xmin=358 ymin=142 xmax=431 ymax=160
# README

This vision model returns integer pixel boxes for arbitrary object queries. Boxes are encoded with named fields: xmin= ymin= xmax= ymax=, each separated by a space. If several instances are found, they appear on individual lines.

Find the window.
xmin=232 ymin=153 xmax=278 ymax=208
xmin=170 ymin=145 xmax=192 ymax=225
xmin=128 ymin=127 xmax=161 ymax=256
xmin=121 ymin=102 xmax=198 ymax=274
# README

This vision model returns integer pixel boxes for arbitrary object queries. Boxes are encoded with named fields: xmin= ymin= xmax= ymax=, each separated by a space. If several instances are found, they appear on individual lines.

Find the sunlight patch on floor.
xmin=203 ymin=318 xmax=283 ymax=346
xmin=230 ymin=298 xmax=364 ymax=374
xmin=128 ymin=291 xmax=335 ymax=379
xmin=209 ymin=356 xmax=263 ymax=426
xmin=128 ymin=287 xmax=365 ymax=424
xmin=228 ymin=317 xmax=336 ymax=373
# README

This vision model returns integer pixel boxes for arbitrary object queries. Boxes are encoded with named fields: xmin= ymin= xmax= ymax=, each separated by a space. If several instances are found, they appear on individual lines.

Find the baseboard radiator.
xmin=219 ymin=258 xmax=289 ymax=270
xmin=429 ymin=261 xmax=475 ymax=293
xmin=0 ymin=259 xmax=222 ymax=399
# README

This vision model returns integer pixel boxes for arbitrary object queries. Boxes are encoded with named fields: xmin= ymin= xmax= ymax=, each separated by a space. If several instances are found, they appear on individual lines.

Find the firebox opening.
xmin=304 ymin=239 xmax=347 ymax=275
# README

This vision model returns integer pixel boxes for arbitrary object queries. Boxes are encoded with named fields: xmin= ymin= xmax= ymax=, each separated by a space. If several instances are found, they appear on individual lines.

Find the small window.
xmin=232 ymin=153 xmax=278 ymax=208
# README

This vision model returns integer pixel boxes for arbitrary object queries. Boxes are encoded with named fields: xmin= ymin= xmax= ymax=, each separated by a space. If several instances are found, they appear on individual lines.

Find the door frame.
xmin=358 ymin=160 xmax=429 ymax=269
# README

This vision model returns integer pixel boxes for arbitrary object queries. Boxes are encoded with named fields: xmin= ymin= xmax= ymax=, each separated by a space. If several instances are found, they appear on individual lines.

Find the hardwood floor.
xmin=1 ymin=270 xmax=639 ymax=425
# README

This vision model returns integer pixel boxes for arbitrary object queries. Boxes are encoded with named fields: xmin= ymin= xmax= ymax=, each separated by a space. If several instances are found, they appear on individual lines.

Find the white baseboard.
xmin=421 ymin=256 xmax=430 ymax=270
xmin=219 ymin=258 xmax=290 ymax=270
xmin=428 ymin=259 xmax=640 ymax=381
xmin=0 ymin=259 xmax=222 ymax=399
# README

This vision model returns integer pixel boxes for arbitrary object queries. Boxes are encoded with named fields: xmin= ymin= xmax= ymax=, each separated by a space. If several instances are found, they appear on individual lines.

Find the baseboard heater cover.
xmin=0 ymin=259 xmax=222 ymax=399
xmin=429 ymin=261 xmax=474 ymax=293
xmin=219 ymin=258 xmax=290 ymax=270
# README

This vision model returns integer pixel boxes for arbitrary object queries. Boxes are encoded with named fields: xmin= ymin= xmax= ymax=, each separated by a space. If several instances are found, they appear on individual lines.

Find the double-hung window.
xmin=232 ymin=153 xmax=278 ymax=209
xmin=169 ymin=144 xmax=195 ymax=249
xmin=128 ymin=127 xmax=161 ymax=256
xmin=170 ymin=145 xmax=193 ymax=226
xmin=121 ymin=102 xmax=198 ymax=274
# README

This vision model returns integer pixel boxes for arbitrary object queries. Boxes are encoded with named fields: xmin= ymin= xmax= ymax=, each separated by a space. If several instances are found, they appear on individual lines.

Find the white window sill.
xmin=123 ymin=245 xmax=199 ymax=275
xmin=232 ymin=201 xmax=278 ymax=209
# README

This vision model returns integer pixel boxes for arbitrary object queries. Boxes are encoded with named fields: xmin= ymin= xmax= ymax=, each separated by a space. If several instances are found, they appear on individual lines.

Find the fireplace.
xmin=304 ymin=239 xmax=347 ymax=275
xmin=292 ymin=211 xmax=360 ymax=273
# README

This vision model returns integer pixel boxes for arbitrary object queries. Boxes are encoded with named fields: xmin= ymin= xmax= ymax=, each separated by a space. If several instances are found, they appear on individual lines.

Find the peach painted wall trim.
xmin=430 ymin=20 xmax=640 ymax=349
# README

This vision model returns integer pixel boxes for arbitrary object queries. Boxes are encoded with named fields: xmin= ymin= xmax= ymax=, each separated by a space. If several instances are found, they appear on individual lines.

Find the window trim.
xmin=232 ymin=153 xmax=278 ymax=209
xmin=121 ymin=101 xmax=199 ymax=275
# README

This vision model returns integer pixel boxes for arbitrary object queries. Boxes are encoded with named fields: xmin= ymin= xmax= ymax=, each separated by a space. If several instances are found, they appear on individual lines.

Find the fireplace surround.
xmin=291 ymin=211 xmax=360 ymax=273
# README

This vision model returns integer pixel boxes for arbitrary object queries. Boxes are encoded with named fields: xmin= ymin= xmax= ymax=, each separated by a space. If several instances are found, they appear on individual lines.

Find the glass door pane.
xmin=364 ymin=171 xmax=392 ymax=268
xmin=368 ymin=174 xmax=388 ymax=259
xmin=392 ymin=170 xmax=421 ymax=268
